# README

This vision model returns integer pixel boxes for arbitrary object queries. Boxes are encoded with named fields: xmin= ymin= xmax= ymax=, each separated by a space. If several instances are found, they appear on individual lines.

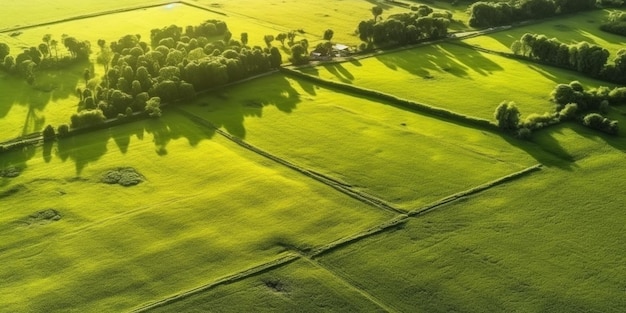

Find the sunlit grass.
xmin=301 ymin=43 xmax=611 ymax=121
xmin=0 ymin=112 xmax=390 ymax=312
xmin=319 ymin=142 xmax=626 ymax=312
xmin=181 ymin=73 xmax=538 ymax=210
xmin=463 ymin=9 xmax=626 ymax=56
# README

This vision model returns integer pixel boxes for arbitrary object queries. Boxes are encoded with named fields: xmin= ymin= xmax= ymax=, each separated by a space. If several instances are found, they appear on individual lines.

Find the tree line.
xmin=468 ymin=0 xmax=597 ymax=28
xmin=510 ymin=32 xmax=626 ymax=83
xmin=0 ymin=34 xmax=90 ymax=85
xmin=356 ymin=5 xmax=452 ymax=50
xmin=600 ymin=10 xmax=626 ymax=37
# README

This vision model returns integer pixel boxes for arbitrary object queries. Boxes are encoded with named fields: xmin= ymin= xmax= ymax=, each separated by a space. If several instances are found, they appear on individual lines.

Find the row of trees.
xmin=469 ymin=0 xmax=596 ymax=28
xmin=71 ymin=19 xmax=282 ymax=129
xmin=510 ymin=33 xmax=626 ymax=83
xmin=0 ymin=34 xmax=90 ymax=84
xmin=357 ymin=6 xmax=451 ymax=48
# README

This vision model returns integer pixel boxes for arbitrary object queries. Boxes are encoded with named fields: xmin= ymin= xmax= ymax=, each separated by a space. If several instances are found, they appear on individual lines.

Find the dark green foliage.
xmin=494 ymin=101 xmax=520 ymax=131
xmin=145 ymin=97 xmax=162 ymax=118
xmin=469 ymin=0 xmax=596 ymax=28
xmin=358 ymin=11 xmax=450 ymax=47
xmin=42 ymin=125 xmax=56 ymax=142
xmin=583 ymin=113 xmax=619 ymax=134
xmin=0 ymin=42 xmax=9 ymax=60
xmin=521 ymin=112 xmax=559 ymax=130
xmin=101 ymin=167 xmax=144 ymax=186
xmin=70 ymin=109 xmax=106 ymax=128
xmin=57 ymin=124 xmax=69 ymax=137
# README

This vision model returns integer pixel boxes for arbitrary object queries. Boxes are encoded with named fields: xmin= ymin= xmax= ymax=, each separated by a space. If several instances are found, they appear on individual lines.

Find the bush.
xmin=558 ymin=103 xmax=578 ymax=121
xmin=582 ymin=113 xmax=619 ymax=135
xmin=57 ymin=124 xmax=70 ymax=137
xmin=521 ymin=112 xmax=559 ymax=130
xmin=70 ymin=109 xmax=106 ymax=129
xmin=42 ymin=125 xmax=56 ymax=142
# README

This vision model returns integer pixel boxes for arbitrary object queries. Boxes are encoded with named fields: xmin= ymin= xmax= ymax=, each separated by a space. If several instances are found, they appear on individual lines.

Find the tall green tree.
xmin=372 ymin=6 xmax=383 ymax=21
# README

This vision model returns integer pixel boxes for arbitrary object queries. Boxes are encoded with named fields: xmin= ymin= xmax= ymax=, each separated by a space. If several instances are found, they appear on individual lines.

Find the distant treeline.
xmin=357 ymin=5 xmax=452 ymax=50
xmin=510 ymin=32 xmax=626 ymax=83
xmin=468 ymin=0 xmax=597 ymax=28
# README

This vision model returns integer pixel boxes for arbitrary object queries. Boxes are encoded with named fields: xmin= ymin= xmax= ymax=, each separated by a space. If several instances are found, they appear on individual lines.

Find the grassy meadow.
xmin=0 ymin=112 xmax=391 ymax=312
xmin=318 ymin=143 xmax=626 ymax=312
xmin=300 ymin=42 xmax=611 ymax=120
xmin=2 ymin=1 xmax=626 ymax=312
xmin=180 ymin=73 xmax=539 ymax=210
xmin=148 ymin=259 xmax=386 ymax=312
xmin=463 ymin=8 xmax=626 ymax=56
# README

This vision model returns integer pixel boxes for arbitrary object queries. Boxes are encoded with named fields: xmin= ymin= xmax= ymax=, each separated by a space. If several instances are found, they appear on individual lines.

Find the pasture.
xmin=463 ymin=8 xmax=626 ymax=56
xmin=2 ymin=0 xmax=626 ymax=312
xmin=300 ymin=42 xmax=611 ymax=120
xmin=0 ymin=112 xmax=391 ymax=312
xmin=181 ymin=73 xmax=539 ymax=210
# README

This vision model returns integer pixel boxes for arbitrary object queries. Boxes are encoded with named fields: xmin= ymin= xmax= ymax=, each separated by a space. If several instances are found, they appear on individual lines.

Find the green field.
xmin=181 ymin=73 xmax=539 ymax=210
xmin=300 ymin=42 xmax=611 ymax=120
xmin=2 ymin=1 xmax=626 ymax=312
xmin=463 ymin=9 xmax=626 ymax=56
xmin=0 ymin=112 xmax=391 ymax=312
xmin=148 ymin=259 xmax=385 ymax=312
xmin=318 ymin=144 xmax=626 ymax=312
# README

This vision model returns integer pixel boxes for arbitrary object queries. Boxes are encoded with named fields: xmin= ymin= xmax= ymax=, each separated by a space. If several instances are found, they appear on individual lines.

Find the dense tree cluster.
xmin=69 ymin=20 xmax=281 ymax=129
xmin=468 ymin=0 xmax=596 ymax=28
xmin=510 ymin=33 xmax=609 ymax=77
xmin=357 ymin=5 xmax=451 ymax=49
xmin=510 ymin=33 xmax=626 ymax=83
xmin=600 ymin=11 xmax=626 ymax=37
xmin=0 ymin=34 xmax=90 ymax=84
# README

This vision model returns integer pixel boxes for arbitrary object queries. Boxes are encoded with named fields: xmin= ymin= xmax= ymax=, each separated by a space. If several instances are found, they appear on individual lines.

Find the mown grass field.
xmin=0 ymin=112 xmax=391 ymax=312
xmin=318 ymin=145 xmax=626 ymax=312
xmin=301 ymin=42 xmax=611 ymax=121
xmin=463 ymin=8 xmax=626 ymax=56
xmin=181 ymin=73 xmax=540 ymax=210
xmin=148 ymin=259 xmax=385 ymax=312
xmin=2 ymin=1 xmax=626 ymax=312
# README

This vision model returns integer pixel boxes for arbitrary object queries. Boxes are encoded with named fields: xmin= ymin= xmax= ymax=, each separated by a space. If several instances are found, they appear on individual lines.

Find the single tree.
xmin=240 ymin=32 xmax=248 ymax=46
xmin=276 ymin=33 xmax=287 ymax=46
xmin=323 ymin=29 xmax=334 ymax=42
xmin=372 ymin=6 xmax=383 ymax=21
xmin=0 ymin=43 xmax=9 ymax=61
xmin=50 ymin=39 xmax=59 ymax=60
xmin=42 ymin=125 xmax=56 ymax=142
xmin=287 ymin=31 xmax=297 ymax=45
xmin=494 ymin=101 xmax=521 ymax=131
xmin=83 ymin=68 xmax=90 ymax=85
xmin=264 ymin=34 xmax=275 ymax=47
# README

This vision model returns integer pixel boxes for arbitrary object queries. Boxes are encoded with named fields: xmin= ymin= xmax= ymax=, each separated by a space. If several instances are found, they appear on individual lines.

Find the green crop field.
xmin=2 ymin=0 xmax=626 ymax=312
xmin=463 ymin=9 xmax=626 ymax=56
xmin=180 ymin=73 xmax=539 ymax=210
xmin=318 ymin=129 xmax=626 ymax=312
xmin=300 ymin=42 xmax=611 ymax=120
xmin=0 ymin=112 xmax=391 ymax=312
xmin=148 ymin=259 xmax=385 ymax=312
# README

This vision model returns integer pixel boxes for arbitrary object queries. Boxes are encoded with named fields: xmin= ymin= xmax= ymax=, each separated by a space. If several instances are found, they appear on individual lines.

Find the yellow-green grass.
xmin=0 ymin=3 xmax=285 ymax=142
xmin=180 ymin=73 xmax=539 ymax=210
xmin=464 ymin=9 xmax=626 ymax=56
xmin=198 ymin=0 xmax=411 ymax=47
xmin=318 ymin=147 xmax=626 ymax=312
xmin=148 ymin=258 xmax=385 ymax=312
xmin=0 ymin=65 xmax=84 ymax=142
xmin=0 ymin=112 xmax=390 ymax=312
xmin=301 ymin=43 xmax=610 ymax=120
xmin=0 ymin=0 xmax=159 ymax=30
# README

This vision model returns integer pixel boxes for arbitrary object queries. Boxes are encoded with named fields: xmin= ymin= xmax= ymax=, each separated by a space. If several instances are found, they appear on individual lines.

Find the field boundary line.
xmin=131 ymin=254 xmax=300 ymax=312
xmin=279 ymin=67 xmax=500 ymax=132
xmin=408 ymin=163 xmax=543 ymax=217
xmin=174 ymin=108 xmax=405 ymax=215
xmin=301 ymin=257 xmax=400 ymax=313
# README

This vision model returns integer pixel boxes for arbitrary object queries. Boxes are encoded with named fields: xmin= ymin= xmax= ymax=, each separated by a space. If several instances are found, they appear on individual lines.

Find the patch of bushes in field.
xmin=600 ymin=11 xmax=626 ymax=37
xmin=101 ymin=167 xmax=144 ymax=186
xmin=468 ymin=0 xmax=596 ymax=28
xmin=495 ymin=81 xmax=622 ymax=138
xmin=356 ymin=5 xmax=452 ymax=50
xmin=510 ymin=33 xmax=626 ymax=84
